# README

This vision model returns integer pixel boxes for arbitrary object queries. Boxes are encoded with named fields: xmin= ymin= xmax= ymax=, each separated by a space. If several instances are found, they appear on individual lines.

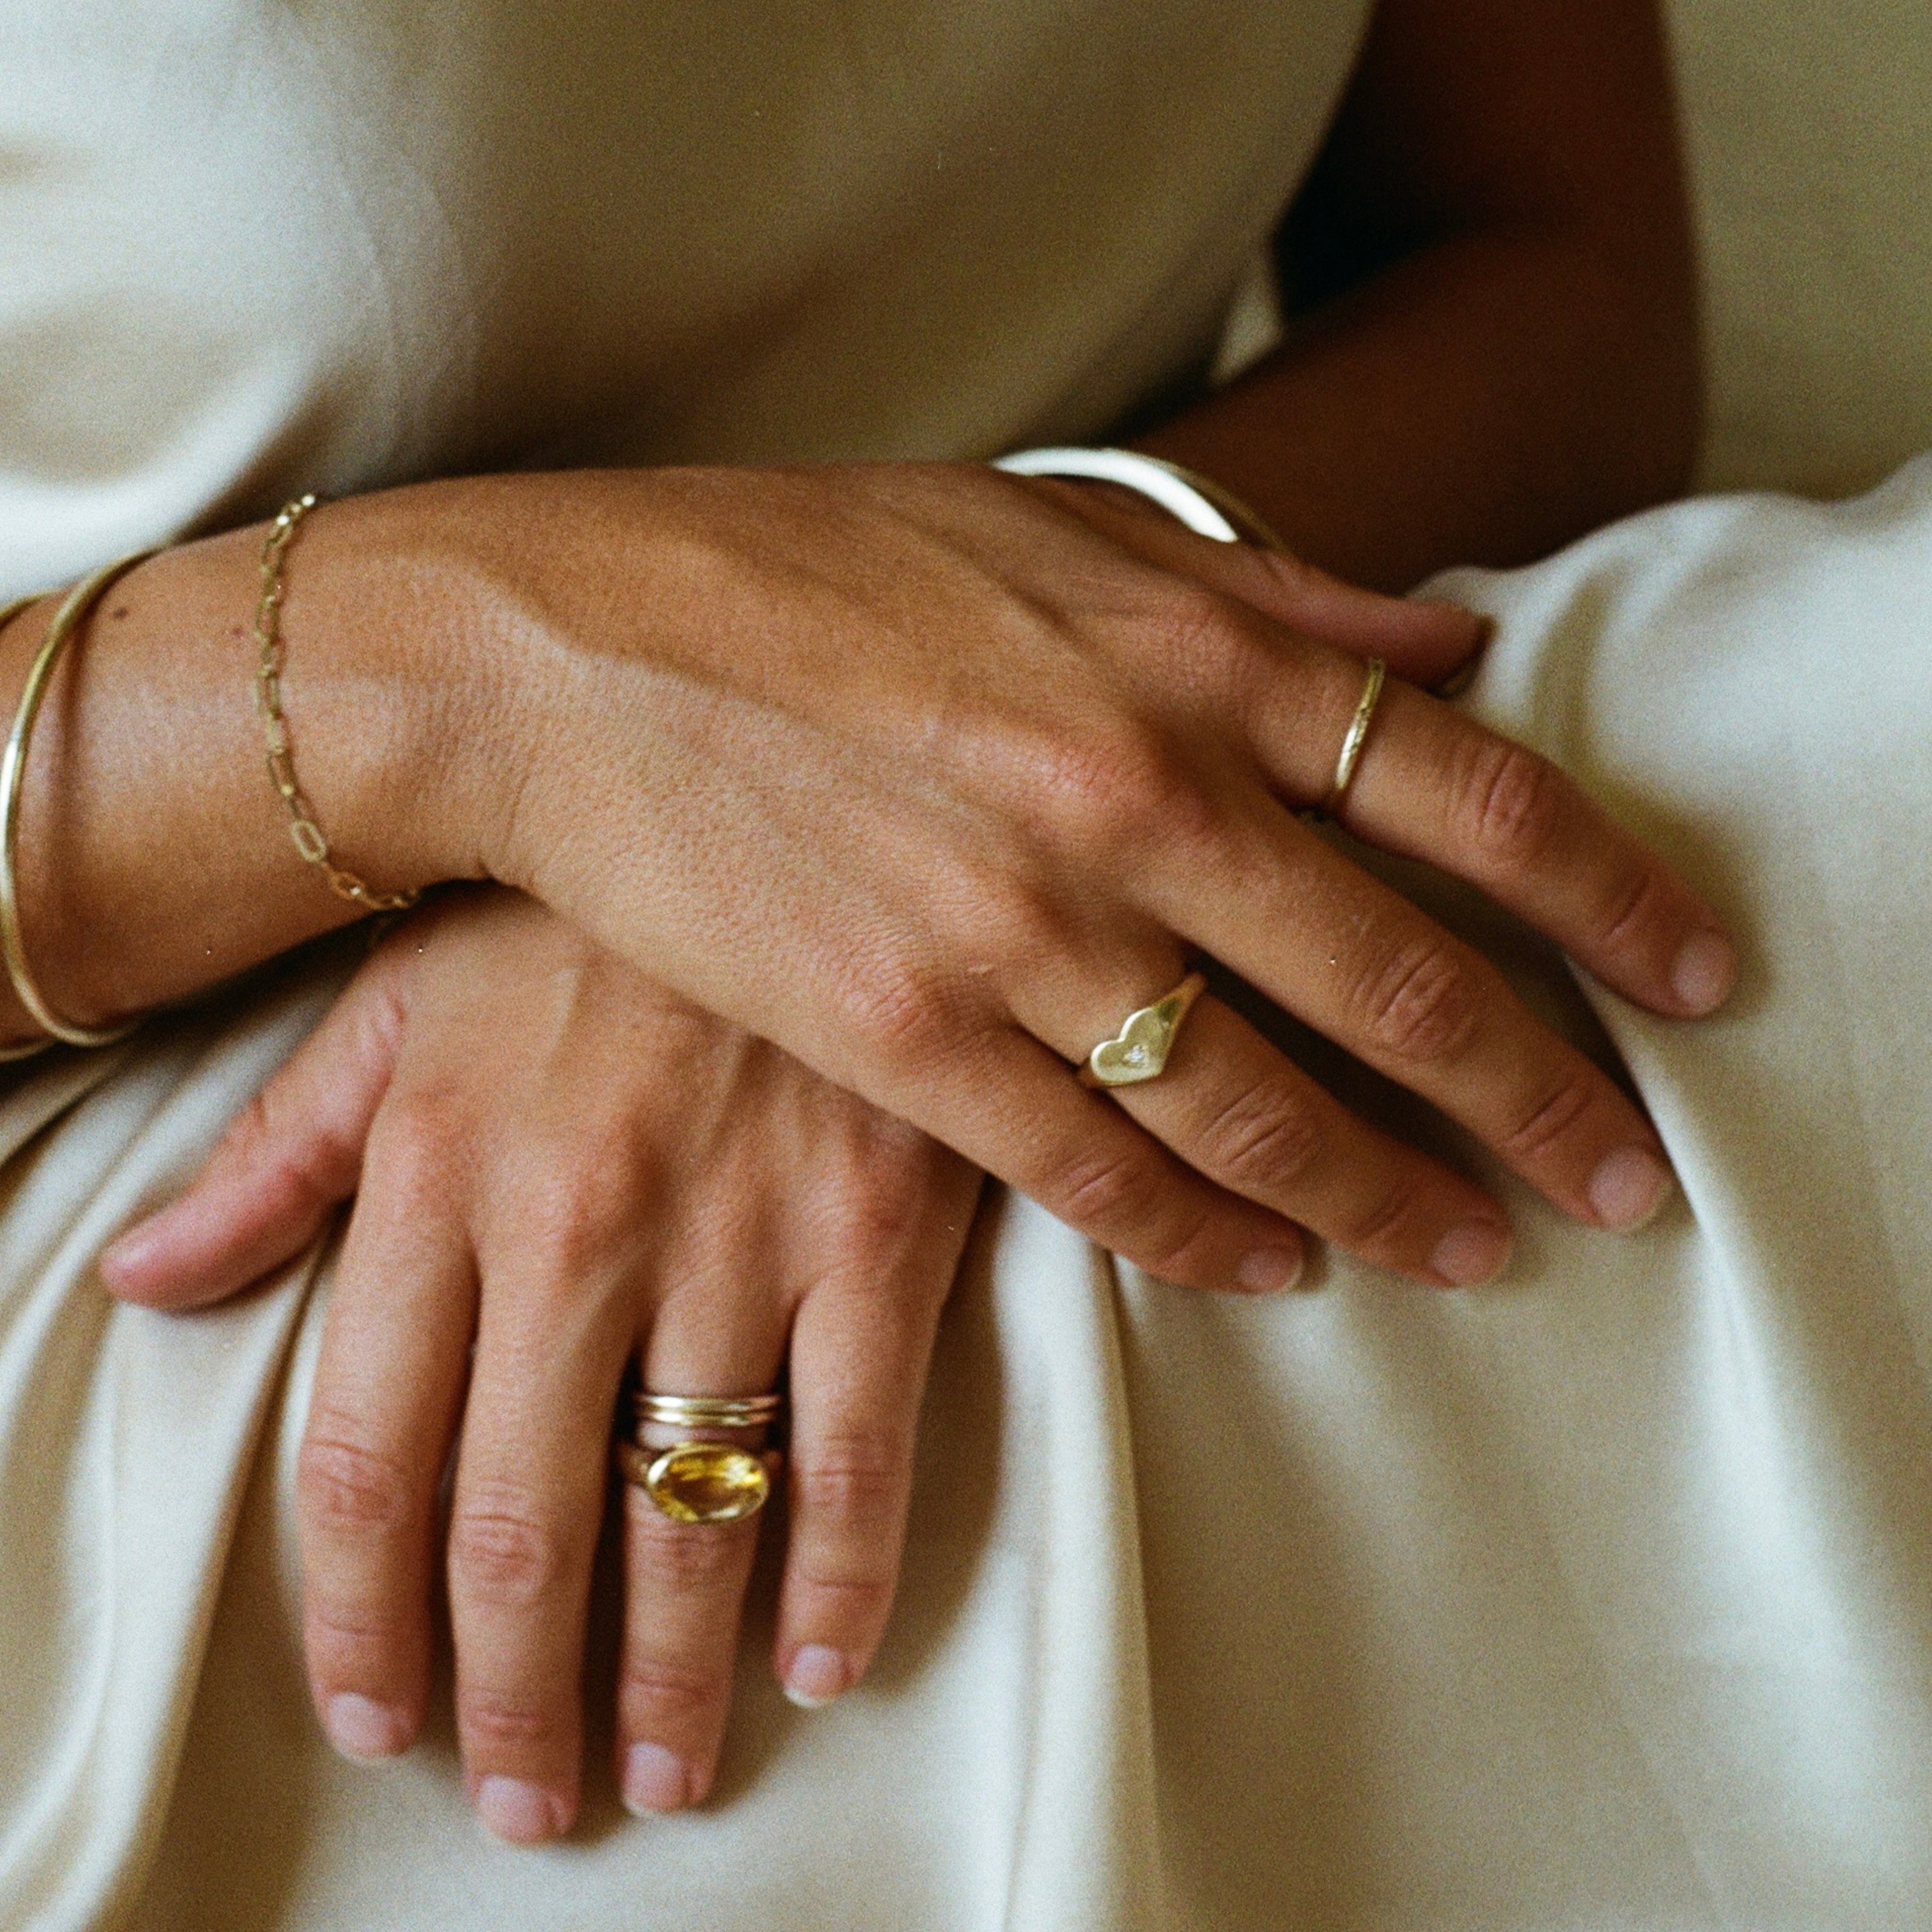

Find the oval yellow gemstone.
xmin=644 ymin=1442 xmax=771 ymax=1525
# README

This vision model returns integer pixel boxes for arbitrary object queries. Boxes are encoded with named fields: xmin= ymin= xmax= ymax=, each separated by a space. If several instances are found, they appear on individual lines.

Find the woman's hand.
xmin=101 ymin=887 xmax=984 ymax=1841
xmin=340 ymin=459 xmax=1733 ymax=1291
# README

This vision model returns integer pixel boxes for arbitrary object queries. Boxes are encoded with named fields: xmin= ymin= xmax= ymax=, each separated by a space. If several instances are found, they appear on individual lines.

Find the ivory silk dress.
xmin=4 ymin=5 xmax=1932 ymax=1929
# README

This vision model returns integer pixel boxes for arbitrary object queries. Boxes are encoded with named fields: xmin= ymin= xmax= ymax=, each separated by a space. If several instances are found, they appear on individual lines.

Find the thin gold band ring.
xmin=630 ymin=1390 xmax=784 ymax=1430
xmin=1320 ymin=657 xmax=1387 ymax=814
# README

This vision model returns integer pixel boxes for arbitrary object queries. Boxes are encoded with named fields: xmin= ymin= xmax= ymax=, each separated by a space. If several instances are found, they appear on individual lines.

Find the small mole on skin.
xmin=109 ymin=605 xmax=129 ymax=621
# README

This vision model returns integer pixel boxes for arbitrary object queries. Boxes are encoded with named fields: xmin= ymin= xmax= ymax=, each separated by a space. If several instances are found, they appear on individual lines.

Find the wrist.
xmin=285 ymin=476 xmax=537 ymax=895
xmin=0 ymin=481 xmax=569 ymax=1040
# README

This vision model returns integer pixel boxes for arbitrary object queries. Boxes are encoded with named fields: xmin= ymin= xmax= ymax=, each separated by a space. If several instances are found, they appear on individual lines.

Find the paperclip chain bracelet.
xmin=255 ymin=496 xmax=419 ymax=914
xmin=0 ymin=557 xmax=158 ymax=1051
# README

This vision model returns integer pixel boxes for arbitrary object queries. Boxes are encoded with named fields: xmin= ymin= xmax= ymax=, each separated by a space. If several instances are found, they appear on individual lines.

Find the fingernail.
xmin=1429 ymin=1221 xmax=1512 ymax=1288
xmin=97 ymin=1221 xmax=158 ymax=1284
xmin=1236 ymin=1244 xmax=1303 ymax=1293
xmin=784 ymin=1645 xmax=850 ymax=1709
xmin=1588 ymin=1146 xmax=1675 ymax=1231
xmin=621 ymin=1741 xmax=689 ymax=1815
xmin=324 ymin=1692 xmax=411 ymax=1764
xmin=1671 ymin=930 xmax=1736 ymax=1014
xmin=475 ymin=1775 xmax=567 ymax=1844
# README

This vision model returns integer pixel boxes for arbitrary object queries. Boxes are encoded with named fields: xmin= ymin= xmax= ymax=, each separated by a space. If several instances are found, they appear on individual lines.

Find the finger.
xmin=1250 ymin=649 xmax=1736 ymax=1019
xmin=615 ymin=1266 xmax=788 ymax=1815
xmin=100 ymin=948 xmax=405 ymax=1308
xmin=871 ymin=1017 xmax=1307 ymax=1294
xmin=1151 ymin=798 xmax=1681 ymax=1232
xmin=1030 ymin=472 xmax=1489 ymax=686
xmin=295 ymin=1096 xmax=477 ymax=1771
xmin=1002 ymin=935 xmax=1516 ymax=1283
xmin=774 ymin=1145 xmax=964 ymax=1706
xmin=1098 ymin=991 xmax=1514 ymax=1287
xmin=1152 ymin=535 xmax=1486 ymax=689
xmin=613 ymin=1472 xmax=764 ymax=1815
xmin=1340 ymin=678 xmax=1737 ymax=1016
xmin=447 ymin=1210 xmax=638 ymax=1843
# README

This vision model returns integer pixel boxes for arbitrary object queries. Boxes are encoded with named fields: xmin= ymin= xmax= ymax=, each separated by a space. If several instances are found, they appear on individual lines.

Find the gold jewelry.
xmin=0 ymin=598 xmax=55 ymax=1063
xmin=1320 ymin=657 xmax=1386 ymax=814
xmin=0 ymin=554 xmax=159 ymax=1051
xmin=616 ymin=1387 xmax=784 ymax=1524
xmin=992 ymin=447 xmax=1285 ymax=551
xmin=996 ymin=450 xmax=1484 ymax=702
xmin=1078 ymin=970 xmax=1208 ymax=1088
xmin=255 ymin=497 xmax=420 ymax=914
xmin=630 ymin=1390 xmax=784 ymax=1431
xmin=1138 ymin=457 xmax=1290 ymax=552
xmin=614 ymin=1439 xmax=777 ymax=1525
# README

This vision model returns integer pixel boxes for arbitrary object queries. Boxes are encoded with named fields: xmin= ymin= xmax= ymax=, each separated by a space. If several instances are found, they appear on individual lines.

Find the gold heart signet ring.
xmin=1078 ymin=971 xmax=1209 ymax=1088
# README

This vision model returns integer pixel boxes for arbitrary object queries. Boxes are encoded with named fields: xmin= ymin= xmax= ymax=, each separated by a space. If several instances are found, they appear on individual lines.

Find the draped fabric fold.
xmin=0 ymin=963 xmax=349 ymax=1931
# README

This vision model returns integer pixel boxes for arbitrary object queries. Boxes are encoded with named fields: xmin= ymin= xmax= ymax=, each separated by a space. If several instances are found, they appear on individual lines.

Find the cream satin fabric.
xmin=1 ymin=461 xmax=1928 ymax=1929
xmin=0 ymin=0 xmax=1369 ymax=600
xmin=7 ymin=2 xmax=1932 ymax=1924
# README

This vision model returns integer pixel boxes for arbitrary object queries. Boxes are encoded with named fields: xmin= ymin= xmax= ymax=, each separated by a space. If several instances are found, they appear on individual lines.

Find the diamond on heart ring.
xmin=1078 ymin=971 xmax=1209 ymax=1088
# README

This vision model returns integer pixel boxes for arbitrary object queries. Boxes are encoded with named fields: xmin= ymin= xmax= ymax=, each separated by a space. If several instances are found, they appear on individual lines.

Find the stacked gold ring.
xmin=614 ymin=1389 xmax=785 ymax=1526
xmin=631 ymin=1392 xmax=784 ymax=1430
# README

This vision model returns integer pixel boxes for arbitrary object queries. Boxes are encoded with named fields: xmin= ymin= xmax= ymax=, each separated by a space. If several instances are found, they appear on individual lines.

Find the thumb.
xmin=99 ymin=950 xmax=407 ymax=1310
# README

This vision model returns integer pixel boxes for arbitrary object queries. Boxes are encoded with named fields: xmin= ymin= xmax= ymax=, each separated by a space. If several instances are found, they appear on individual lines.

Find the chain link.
xmin=254 ymin=496 xmax=420 ymax=914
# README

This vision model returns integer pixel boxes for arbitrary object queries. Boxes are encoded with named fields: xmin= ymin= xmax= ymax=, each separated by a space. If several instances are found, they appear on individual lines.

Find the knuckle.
xmin=368 ymin=1084 xmax=468 ymax=1204
xmin=457 ymin=1689 xmax=563 ymax=1750
xmin=1593 ymin=865 xmax=1667 ymax=956
xmin=823 ymin=1110 xmax=966 ymax=1244
xmin=514 ymin=1165 xmax=641 ymax=1280
xmin=1355 ymin=938 xmax=1484 ymax=1066
xmin=837 ymin=956 xmax=958 ymax=1075
xmin=1035 ymin=1147 xmax=1234 ymax=1282
xmin=449 ymin=1488 xmax=571 ymax=1604
xmin=1151 ymin=583 xmax=1244 ymax=668
xmin=217 ymin=1089 xmax=274 ymax=1159
xmin=1451 ymin=735 xmax=1565 ymax=871
xmin=1501 ymin=1073 xmax=1601 ymax=1163
xmin=1027 ymin=717 xmax=1210 ymax=859
xmin=790 ymin=1570 xmax=895 ymax=1626
xmin=1200 ymin=1078 xmax=1324 ymax=1192
xmin=793 ymin=1430 xmax=907 ymax=1529
xmin=1337 ymin=1181 xmax=1420 ymax=1252
xmin=1118 ymin=1197 xmax=1223 ymax=1285
xmin=1050 ymin=1147 xmax=1159 ymax=1234
xmin=221 ymin=1090 xmax=349 ymax=1218
xmin=629 ymin=1502 xmax=755 ymax=1584
xmin=1159 ymin=584 xmax=1252 ymax=680
xmin=303 ymin=1601 xmax=393 ymax=1654
xmin=618 ymin=1652 xmax=726 ymax=1724
xmin=217 ymin=1090 xmax=283 ymax=1180
xmin=819 ymin=1176 xmax=929 ymax=1282
xmin=296 ymin=1424 xmax=420 ymax=1537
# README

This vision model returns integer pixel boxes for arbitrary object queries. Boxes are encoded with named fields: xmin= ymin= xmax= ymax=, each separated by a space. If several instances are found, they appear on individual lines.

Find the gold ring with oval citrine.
xmin=613 ymin=1438 xmax=775 ymax=1525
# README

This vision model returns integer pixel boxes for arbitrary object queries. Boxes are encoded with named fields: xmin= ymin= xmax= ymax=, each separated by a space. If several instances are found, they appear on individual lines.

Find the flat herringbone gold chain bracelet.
xmin=254 ymin=496 xmax=420 ymax=914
